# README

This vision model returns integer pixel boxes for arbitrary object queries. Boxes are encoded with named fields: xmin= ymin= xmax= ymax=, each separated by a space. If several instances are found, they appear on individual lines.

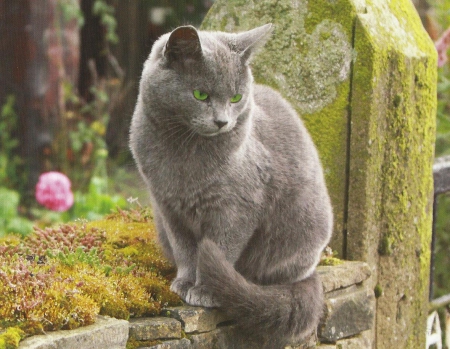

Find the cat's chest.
xmin=155 ymin=155 xmax=268 ymax=221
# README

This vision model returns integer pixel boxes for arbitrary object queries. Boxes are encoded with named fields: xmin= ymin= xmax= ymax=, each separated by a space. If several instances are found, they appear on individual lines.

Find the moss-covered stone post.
xmin=347 ymin=2 xmax=436 ymax=348
xmin=202 ymin=1 xmax=437 ymax=348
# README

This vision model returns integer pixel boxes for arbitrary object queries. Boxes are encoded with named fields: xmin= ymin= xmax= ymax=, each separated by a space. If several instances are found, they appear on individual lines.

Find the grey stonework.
xmin=19 ymin=262 xmax=374 ymax=349
xmin=319 ymin=286 xmax=375 ymax=342
xmin=142 ymin=339 xmax=192 ymax=349
xmin=129 ymin=317 xmax=182 ymax=341
xmin=161 ymin=306 xmax=231 ymax=333
xmin=18 ymin=316 xmax=129 ymax=349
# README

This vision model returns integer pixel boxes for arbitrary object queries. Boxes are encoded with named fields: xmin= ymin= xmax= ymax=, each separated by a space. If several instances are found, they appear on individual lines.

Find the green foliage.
xmin=58 ymin=0 xmax=84 ymax=27
xmin=429 ymin=0 xmax=450 ymax=30
xmin=0 ymin=96 xmax=33 ymax=238
xmin=0 ymin=95 xmax=26 ymax=192
xmin=0 ymin=327 xmax=25 ymax=349
xmin=93 ymin=0 xmax=119 ymax=44
xmin=60 ymin=80 xmax=127 ymax=222
xmin=435 ymin=65 xmax=450 ymax=156
xmin=64 ymin=80 xmax=112 ymax=191
xmin=0 ymin=188 xmax=33 ymax=238
xmin=49 ymin=0 xmax=121 ymax=199
xmin=0 ymin=187 xmax=19 ymax=220
xmin=48 ymin=246 xmax=103 ymax=268
xmin=143 ymin=0 xmax=212 ymax=28
xmin=319 ymin=246 xmax=342 ymax=266
xmin=66 ymin=176 xmax=127 ymax=221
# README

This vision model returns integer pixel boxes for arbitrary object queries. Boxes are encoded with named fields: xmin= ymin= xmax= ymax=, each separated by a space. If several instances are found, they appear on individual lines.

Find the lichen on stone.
xmin=203 ymin=0 xmax=352 ymax=115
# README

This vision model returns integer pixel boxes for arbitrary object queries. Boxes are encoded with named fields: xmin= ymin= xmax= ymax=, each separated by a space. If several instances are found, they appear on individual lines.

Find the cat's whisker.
xmin=173 ymin=129 xmax=197 ymax=158
xmin=158 ymin=124 xmax=185 ymax=138
xmin=182 ymin=128 xmax=198 ymax=150
xmin=172 ymin=128 xmax=195 ymax=154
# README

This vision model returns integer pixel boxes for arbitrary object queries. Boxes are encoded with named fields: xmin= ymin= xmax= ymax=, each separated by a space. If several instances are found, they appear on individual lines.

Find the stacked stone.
xmin=19 ymin=261 xmax=374 ymax=349
xmin=128 ymin=261 xmax=375 ymax=349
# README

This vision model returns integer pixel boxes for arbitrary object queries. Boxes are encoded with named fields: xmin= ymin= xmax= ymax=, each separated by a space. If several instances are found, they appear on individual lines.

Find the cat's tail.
xmin=197 ymin=239 xmax=322 ymax=349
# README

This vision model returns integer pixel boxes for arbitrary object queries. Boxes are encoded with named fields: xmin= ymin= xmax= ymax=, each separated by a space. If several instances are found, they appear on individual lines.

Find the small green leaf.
xmin=230 ymin=94 xmax=242 ymax=103
xmin=193 ymin=90 xmax=208 ymax=101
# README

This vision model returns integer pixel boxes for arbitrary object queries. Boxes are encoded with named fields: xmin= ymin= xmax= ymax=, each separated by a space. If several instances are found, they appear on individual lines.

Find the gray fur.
xmin=129 ymin=24 xmax=333 ymax=348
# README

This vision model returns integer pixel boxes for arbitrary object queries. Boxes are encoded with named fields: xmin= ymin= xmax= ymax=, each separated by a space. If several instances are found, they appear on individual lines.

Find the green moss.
xmin=347 ymin=1 xmax=436 ymax=348
xmin=378 ymin=235 xmax=394 ymax=256
xmin=319 ymin=257 xmax=343 ymax=266
xmin=126 ymin=338 xmax=161 ymax=349
xmin=374 ymin=284 xmax=383 ymax=298
xmin=0 ymin=327 xmax=24 ymax=349
xmin=0 ymin=208 xmax=182 ymax=345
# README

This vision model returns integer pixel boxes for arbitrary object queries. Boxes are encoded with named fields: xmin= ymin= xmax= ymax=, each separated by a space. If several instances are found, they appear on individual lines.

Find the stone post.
xmin=201 ymin=1 xmax=437 ymax=348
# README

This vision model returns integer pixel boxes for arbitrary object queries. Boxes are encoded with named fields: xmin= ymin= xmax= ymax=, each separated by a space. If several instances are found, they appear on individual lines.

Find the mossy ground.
xmin=0 ymin=207 xmax=182 ymax=349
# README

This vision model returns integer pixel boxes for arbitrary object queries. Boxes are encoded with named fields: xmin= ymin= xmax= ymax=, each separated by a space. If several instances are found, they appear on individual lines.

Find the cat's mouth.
xmin=198 ymin=127 xmax=232 ymax=137
xmin=194 ymin=123 xmax=234 ymax=137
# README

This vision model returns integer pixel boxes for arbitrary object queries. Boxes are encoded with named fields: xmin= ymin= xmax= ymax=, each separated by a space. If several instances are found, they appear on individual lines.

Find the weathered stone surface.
xmin=143 ymin=338 xmax=192 ymax=349
xmin=319 ymin=286 xmax=375 ymax=342
xmin=189 ymin=329 xmax=221 ymax=348
xmin=318 ymin=261 xmax=371 ymax=293
xmin=162 ymin=306 xmax=230 ymax=333
xmin=286 ymin=331 xmax=317 ymax=349
xmin=129 ymin=317 xmax=182 ymax=341
xmin=346 ymin=2 xmax=436 ymax=348
xmin=335 ymin=330 xmax=372 ymax=349
xmin=18 ymin=316 xmax=128 ymax=349
xmin=189 ymin=326 xmax=263 ymax=349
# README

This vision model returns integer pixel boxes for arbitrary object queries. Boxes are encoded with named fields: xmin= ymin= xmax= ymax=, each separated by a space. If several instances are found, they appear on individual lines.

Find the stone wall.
xmin=18 ymin=262 xmax=373 ymax=349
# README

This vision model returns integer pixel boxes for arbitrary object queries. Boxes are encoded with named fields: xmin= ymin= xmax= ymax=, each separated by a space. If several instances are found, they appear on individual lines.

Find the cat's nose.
xmin=214 ymin=120 xmax=228 ymax=129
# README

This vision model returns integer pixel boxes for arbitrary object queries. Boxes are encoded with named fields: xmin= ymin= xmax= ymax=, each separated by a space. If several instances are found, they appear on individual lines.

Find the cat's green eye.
xmin=230 ymin=94 xmax=243 ymax=103
xmin=193 ymin=90 xmax=208 ymax=101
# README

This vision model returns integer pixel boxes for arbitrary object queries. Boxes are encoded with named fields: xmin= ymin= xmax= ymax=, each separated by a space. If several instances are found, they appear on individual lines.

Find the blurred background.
xmin=0 ymin=0 xmax=214 ymax=227
xmin=0 ymin=0 xmax=449 ymax=319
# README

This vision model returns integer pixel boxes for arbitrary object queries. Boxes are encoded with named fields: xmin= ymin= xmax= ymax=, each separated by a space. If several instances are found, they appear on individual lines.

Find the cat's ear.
xmin=164 ymin=26 xmax=203 ymax=63
xmin=235 ymin=24 xmax=273 ymax=62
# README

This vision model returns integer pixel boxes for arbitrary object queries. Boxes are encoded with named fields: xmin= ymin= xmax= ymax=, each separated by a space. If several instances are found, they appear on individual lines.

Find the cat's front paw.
xmin=170 ymin=278 xmax=194 ymax=300
xmin=185 ymin=285 xmax=219 ymax=308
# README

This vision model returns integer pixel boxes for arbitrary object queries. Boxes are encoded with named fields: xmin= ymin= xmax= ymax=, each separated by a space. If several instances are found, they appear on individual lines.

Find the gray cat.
xmin=129 ymin=24 xmax=333 ymax=348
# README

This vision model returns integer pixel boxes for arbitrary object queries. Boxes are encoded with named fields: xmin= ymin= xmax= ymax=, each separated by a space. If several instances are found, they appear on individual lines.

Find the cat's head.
xmin=142 ymin=24 xmax=272 ymax=137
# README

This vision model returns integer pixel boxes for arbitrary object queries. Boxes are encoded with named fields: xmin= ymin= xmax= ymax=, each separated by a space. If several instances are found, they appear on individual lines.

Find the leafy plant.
xmin=93 ymin=0 xmax=119 ymax=44
xmin=66 ymin=175 xmax=127 ymax=221
xmin=58 ymin=0 xmax=84 ymax=27
xmin=0 ymin=187 xmax=33 ymax=238
xmin=0 ymin=95 xmax=26 ymax=192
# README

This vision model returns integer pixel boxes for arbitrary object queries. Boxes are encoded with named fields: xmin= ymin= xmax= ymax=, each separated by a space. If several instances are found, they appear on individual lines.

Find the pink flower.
xmin=435 ymin=27 xmax=450 ymax=67
xmin=35 ymin=172 xmax=74 ymax=212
